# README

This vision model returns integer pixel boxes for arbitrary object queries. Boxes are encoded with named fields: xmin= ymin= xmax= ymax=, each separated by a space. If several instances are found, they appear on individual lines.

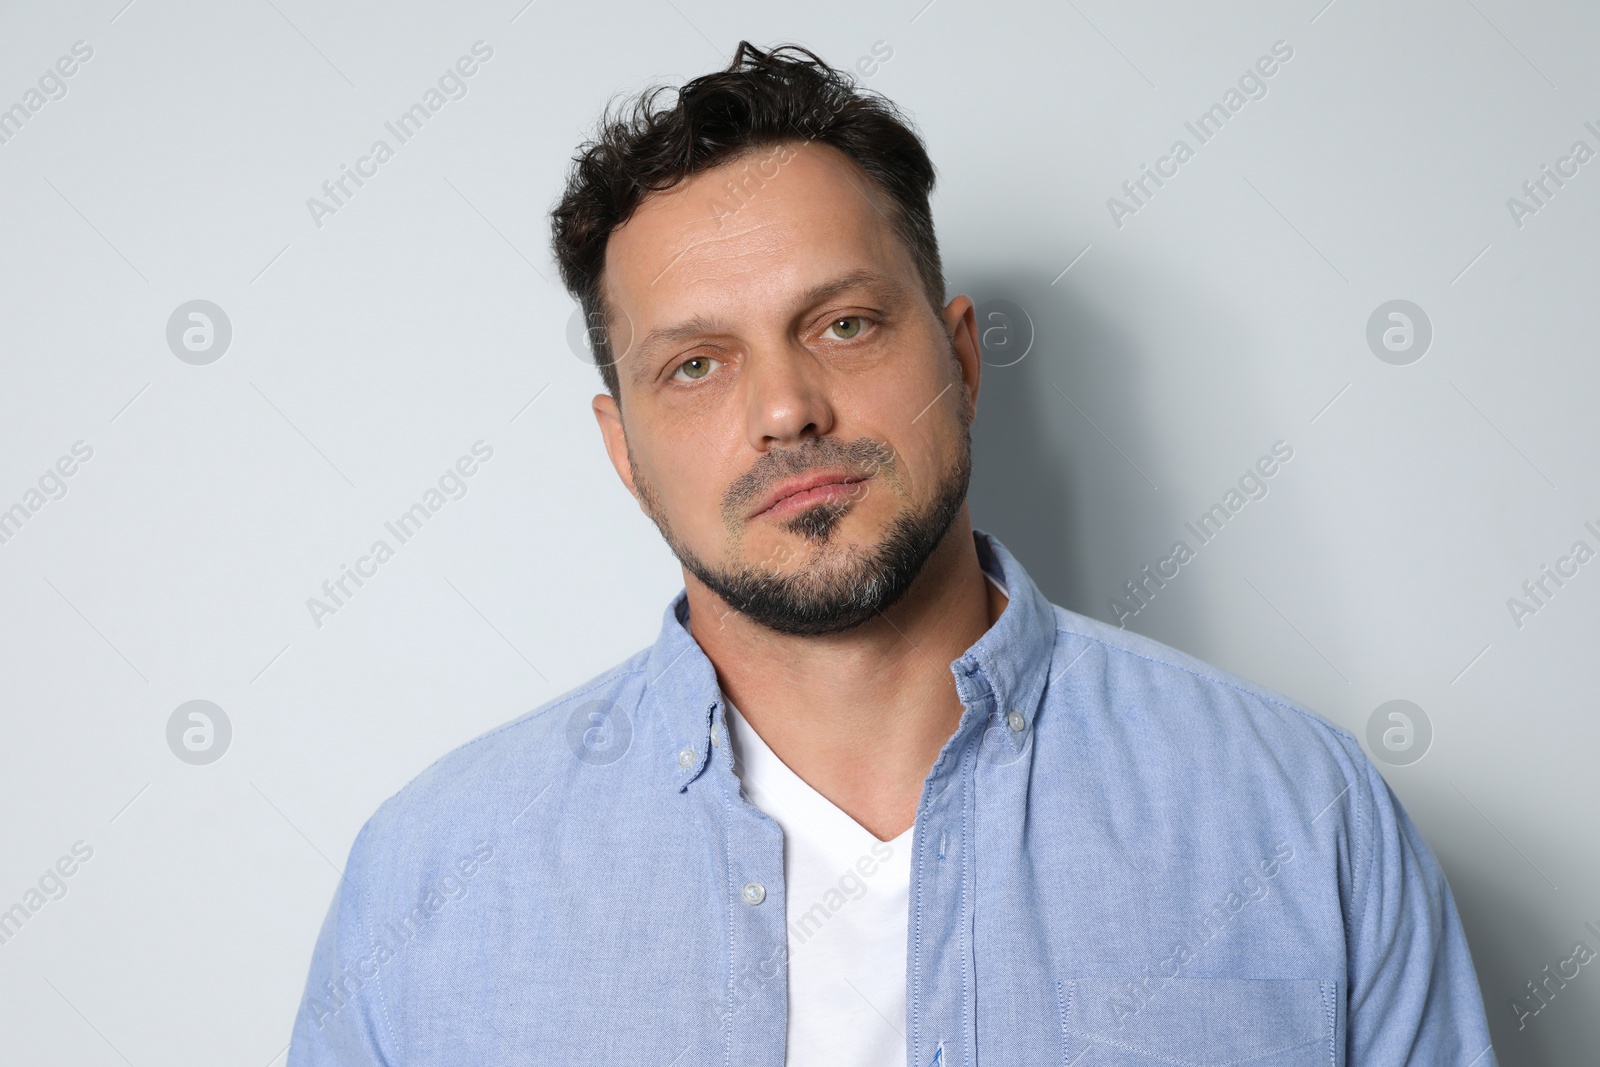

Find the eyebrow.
xmin=625 ymin=267 xmax=909 ymax=385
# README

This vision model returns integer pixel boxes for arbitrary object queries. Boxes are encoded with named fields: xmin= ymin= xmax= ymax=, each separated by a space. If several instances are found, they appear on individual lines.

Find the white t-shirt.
xmin=719 ymin=565 xmax=1006 ymax=1066
xmin=724 ymin=699 xmax=913 ymax=1066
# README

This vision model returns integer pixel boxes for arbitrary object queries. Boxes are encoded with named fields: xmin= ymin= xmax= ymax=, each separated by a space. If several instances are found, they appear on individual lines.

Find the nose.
xmin=742 ymin=341 xmax=835 ymax=451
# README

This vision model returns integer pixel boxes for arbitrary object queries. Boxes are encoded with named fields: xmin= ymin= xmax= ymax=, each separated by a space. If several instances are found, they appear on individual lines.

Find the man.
xmin=289 ymin=41 xmax=1496 ymax=1066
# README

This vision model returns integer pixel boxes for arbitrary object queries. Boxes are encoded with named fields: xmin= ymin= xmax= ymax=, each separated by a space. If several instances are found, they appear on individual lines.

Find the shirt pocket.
xmin=1056 ymin=977 xmax=1335 ymax=1067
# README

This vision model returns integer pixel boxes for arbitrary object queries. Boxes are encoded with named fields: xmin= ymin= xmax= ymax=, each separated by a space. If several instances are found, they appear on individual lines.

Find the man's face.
xmin=592 ymin=140 xmax=981 ymax=636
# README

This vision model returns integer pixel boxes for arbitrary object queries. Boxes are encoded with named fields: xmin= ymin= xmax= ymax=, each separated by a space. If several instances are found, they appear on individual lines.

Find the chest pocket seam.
xmin=1056 ymin=977 xmax=1337 ymax=1067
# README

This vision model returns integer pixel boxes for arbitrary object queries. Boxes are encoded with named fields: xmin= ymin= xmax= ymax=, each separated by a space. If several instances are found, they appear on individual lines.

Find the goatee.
xmin=632 ymin=420 xmax=972 ymax=637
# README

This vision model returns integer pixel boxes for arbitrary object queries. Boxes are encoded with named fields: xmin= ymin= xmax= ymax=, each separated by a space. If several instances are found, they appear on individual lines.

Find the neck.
xmin=685 ymin=511 xmax=1006 ymax=841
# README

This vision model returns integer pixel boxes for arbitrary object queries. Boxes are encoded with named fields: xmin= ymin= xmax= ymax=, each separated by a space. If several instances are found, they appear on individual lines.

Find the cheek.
xmin=846 ymin=349 xmax=946 ymax=431
xmin=638 ymin=430 xmax=738 ymax=524
xmin=845 ymin=371 xmax=959 ymax=498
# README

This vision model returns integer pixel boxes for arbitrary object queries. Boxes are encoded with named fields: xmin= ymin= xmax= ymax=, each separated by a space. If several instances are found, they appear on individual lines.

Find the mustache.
xmin=721 ymin=437 xmax=896 ymax=521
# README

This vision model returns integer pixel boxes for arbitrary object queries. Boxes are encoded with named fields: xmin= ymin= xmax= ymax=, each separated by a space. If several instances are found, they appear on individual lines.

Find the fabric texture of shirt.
xmin=723 ymin=698 xmax=912 ymax=1066
xmin=287 ymin=528 xmax=1498 ymax=1067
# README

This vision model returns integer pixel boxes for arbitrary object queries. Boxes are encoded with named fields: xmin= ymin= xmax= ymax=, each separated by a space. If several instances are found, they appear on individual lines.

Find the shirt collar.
xmin=641 ymin=528 xmax=1058 ymax=793
xmin=958 ymin=528 xmax=1059 ymax=756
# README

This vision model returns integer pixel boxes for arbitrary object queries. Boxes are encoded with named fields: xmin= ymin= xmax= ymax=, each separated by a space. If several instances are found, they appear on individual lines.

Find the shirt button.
xmin=709 ymin=725 xmax=720 ymax=748
xmin=741 ymin=881 xmax=766 ymax=905
xmin=677 ymin=748 xmax=696 ymax=767
xmin=1007 ymin=710 xmax=1026 ymax=732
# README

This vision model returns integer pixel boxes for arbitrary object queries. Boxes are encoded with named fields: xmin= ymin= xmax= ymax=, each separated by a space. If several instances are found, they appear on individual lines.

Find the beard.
xmin=630 ymin=401 xmax=973 ymax=638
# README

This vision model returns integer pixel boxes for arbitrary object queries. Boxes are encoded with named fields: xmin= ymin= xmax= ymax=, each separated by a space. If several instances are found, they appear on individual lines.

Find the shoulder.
xmin=1048 ymin=602 xmax=1365 ymax=764
xmin=1039 ymin=603 xmax=1375 ymax=842
xmin=347 ymin=645 xmax=655 ymax=877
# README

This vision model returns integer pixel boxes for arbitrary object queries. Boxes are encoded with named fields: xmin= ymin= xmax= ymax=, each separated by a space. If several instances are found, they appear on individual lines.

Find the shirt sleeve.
xmin=1343 ymin=748 xmax=1497 ymax=1065
xmin=286 ymin=817 xmax=396 ymax=1067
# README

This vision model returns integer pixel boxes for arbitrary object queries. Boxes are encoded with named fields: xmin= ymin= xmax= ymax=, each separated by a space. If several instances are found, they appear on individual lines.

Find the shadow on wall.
xmin=965 ymin=269 xmax=1171 ymax=627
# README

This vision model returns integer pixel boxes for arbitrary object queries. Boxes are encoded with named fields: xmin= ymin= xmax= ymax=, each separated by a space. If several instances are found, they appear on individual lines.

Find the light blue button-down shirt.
xmin=288 ymin=530 xmax=1496 ymax=1066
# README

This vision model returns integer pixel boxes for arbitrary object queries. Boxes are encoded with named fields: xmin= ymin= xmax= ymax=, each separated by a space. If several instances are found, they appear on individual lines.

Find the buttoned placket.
xmin=683 ymin=696 xmax=790 ymax=1066
xmin=908 ymin=639 xmax=1043 ymax=1067
xmin=903 ymin=655 xmax=992 ymax=1067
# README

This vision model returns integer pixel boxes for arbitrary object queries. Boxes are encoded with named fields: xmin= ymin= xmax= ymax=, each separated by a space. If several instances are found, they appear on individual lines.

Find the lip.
xmin=749 ymin=469 xmax=869 ymax=519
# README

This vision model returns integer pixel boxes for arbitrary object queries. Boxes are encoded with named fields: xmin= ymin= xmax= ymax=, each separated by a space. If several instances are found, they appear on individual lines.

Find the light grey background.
xmin=1 ymin=0 xmax=1594 ymax=1062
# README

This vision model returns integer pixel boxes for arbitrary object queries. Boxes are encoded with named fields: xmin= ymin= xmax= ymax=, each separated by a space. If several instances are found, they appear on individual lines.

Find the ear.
xmin=942 ymin=294 xmax=981 ymax=421
xmin=592 ymin=392 xmax=640 ymax=502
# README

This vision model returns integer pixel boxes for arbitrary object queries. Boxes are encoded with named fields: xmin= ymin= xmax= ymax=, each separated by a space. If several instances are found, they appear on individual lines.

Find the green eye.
xmin=828 ymin=316 xmax=863 ymax=339
xmin=674 ymin=356 xmax=717 ymax=381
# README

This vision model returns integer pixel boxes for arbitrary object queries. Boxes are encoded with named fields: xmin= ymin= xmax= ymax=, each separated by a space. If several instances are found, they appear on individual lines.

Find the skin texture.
xmin=592 ymin=139 xmax=1005 ymax=841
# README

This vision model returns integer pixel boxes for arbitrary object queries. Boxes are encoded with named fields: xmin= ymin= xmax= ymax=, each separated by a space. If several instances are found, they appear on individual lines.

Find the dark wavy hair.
xmin=549 ymin=40 xmax=945 ymax=404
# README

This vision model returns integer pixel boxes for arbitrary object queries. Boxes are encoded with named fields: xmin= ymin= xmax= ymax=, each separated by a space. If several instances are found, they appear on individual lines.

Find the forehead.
xmin=601 ymin=141 xmax=912 ymax=340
